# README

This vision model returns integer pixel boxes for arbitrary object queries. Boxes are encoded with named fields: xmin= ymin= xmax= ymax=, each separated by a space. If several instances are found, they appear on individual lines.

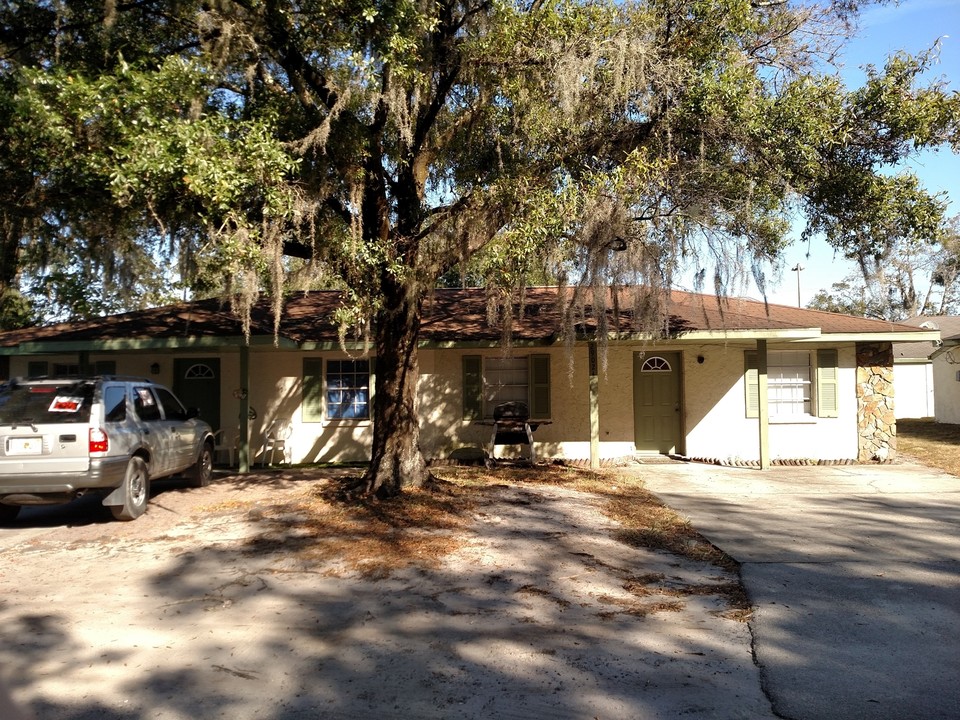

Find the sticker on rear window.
xmin=49 ymin=396 xmax=84 ymax=413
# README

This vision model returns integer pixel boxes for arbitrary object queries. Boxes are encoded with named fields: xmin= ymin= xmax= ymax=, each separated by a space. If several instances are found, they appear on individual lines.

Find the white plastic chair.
xmin=261 ymin=418 xmax=292 ymax=466
xmin=213 ymin=428 xmax=237 ymax=467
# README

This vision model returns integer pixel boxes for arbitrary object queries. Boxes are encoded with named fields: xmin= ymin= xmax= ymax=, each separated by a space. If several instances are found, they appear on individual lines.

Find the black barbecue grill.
xmin=478 ymin=401 xmax=548 ymax=463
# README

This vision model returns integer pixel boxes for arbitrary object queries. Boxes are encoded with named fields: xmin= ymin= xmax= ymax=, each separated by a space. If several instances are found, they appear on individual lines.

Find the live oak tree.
xmin=2 ymin=0 xmax=958 ymax=494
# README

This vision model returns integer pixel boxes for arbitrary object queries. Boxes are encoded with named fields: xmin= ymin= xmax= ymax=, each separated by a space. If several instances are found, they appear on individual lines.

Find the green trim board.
xmin=0 ymin=336 xmax=299 ymax=354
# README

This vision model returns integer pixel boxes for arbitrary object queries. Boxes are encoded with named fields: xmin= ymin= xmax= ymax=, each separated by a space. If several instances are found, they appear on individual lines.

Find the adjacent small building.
xmin=0 ymin=288 xmax=938 ymax=469
xmin=894 ymin=316 xmax=960 ymax=424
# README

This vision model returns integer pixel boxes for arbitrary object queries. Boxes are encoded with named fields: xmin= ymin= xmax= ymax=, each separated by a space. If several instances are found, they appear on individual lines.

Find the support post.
xmin=589 ymin=342 xmax=600 ymax=470
xmin=757 ymin=339 xmax=770 ymax=470
xmin=238 ymin=345 xmax=251 ymax=473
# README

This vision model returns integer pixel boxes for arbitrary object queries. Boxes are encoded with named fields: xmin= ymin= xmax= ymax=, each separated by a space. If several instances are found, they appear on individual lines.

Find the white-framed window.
xmin=302 ymin=358 xmax=374 ymax=422
xmin=462 ymin=354 xmax=551 ymax=420
xmin=326 ymin=359 xmax=371 ymax=420
xmin=745 ymin=348 xmax=838 ymax=420
xmin=482 ymin=357 xmax=529 ymax=417
xmin=767 ymin=351 xmax=812 ymax=417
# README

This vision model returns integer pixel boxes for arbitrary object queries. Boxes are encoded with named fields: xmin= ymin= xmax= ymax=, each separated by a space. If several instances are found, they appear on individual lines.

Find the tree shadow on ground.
xmin=0 ymin=469 xmax=771 ymax=720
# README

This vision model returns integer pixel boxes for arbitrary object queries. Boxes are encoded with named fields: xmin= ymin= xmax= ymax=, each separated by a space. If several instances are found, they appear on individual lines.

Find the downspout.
xmin=757 ymin=339 xmax=770 ymax=470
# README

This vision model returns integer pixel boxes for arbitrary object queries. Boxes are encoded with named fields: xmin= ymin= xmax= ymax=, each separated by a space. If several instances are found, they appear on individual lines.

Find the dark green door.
xmin=173 ymin=358 xmax=221 ymax=431
xmin=633 ymin=352 xmax=682 ymax=454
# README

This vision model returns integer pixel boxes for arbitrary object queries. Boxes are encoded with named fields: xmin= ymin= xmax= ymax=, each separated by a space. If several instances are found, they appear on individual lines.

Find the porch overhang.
xmin=792 ymin=331 xmax=941 ymax=344
xmin=668 ymin=328 xmax=821 ymax=342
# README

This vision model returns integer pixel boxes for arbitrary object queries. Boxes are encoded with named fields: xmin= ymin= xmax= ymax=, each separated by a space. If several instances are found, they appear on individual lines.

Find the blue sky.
xmin=729 ymin=1 xmax=960 ymax=306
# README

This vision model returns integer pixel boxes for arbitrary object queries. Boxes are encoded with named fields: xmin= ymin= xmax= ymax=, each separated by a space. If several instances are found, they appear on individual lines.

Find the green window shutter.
xmin=462 ymin=355 xmax=482 ymax=420
xmin=816 ymin=349 xmax=839 ymax=418
xmin=744 ymin=351 xmax=759 ymax=419
xmin=303 ymin=358 xmax=324 ymax=422
xmin=529 ymin=354 xmax=551 ymax=419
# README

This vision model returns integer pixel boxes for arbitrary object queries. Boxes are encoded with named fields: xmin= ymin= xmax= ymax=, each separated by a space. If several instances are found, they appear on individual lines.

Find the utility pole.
xmin=791 ymin=264 xmax=804 ymax=308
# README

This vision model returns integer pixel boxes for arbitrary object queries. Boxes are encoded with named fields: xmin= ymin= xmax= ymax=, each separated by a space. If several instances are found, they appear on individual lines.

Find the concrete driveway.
xmin=640 ymin=460 xmax=960 ymax=720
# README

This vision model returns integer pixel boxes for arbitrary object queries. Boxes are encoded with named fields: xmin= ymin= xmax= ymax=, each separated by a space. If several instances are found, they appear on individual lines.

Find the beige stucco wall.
xmin=596 ymin=346 xmax=640 ymax=458
xmin=681 ymin=343 xmax=757 ymax=459
xmin=5 ymin=341 xmax=864 ymax=465
xmin=680 ymin=343 xmax=860 ymax=462
xmin=421 ymin=345 xmax=611 ymax=461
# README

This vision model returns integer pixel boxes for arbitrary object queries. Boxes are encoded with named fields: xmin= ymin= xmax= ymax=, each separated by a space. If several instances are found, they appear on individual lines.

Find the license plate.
xmin=7 ymin=437 xmax=42 ymax=455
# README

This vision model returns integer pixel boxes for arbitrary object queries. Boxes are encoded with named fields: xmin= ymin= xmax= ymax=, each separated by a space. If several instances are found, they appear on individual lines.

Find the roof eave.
xmin=0 ymin=335 xmax=300 ymax=354
xmin=418 ymin=338 xmax=560 ymax=349
xmin=667 ymin=328 xmax=822 ymax=342
xmin=791 ymin=331 xmax=941 ymax=343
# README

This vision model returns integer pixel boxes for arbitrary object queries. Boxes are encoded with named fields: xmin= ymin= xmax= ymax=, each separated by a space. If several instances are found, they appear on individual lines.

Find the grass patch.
xmin=897 ymin=419 xmax=960 ymax=477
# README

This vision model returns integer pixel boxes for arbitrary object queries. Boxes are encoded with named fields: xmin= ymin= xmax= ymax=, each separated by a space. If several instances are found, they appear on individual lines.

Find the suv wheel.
xmin=187 ymin=443 xmax=214 ymax=488
xmin=111 ymin=456 xmax=150 ymax=521
xmin=0 ymin=504 xmax=20 ymax=524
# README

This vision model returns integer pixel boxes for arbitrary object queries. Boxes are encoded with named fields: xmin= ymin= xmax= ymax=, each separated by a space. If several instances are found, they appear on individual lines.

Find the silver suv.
xmin=0 ymin=376 xmax=215 ymax=522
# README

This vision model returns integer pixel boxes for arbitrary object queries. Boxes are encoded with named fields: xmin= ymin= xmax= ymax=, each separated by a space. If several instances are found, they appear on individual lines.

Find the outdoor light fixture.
xmin=149 ymin=362 xmax=160 ymax=375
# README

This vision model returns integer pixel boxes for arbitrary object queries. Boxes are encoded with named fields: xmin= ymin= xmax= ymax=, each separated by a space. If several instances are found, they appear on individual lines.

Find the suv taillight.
xmin=89 ymin=428 xmax=109 ymax=453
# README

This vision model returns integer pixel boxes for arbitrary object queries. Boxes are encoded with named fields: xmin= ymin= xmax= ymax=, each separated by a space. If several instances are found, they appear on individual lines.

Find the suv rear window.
xmin=0 ymin=381 xmax=96 ymax=424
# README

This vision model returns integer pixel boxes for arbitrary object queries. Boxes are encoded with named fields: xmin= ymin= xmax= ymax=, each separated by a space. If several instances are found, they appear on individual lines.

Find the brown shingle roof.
xmin=893 ymin=316 xmax=960 ymax=360
xmin=0 ymin=287 xmax=932 ymax=349
xmin=898 ymin=315 xmax=960 ymax=341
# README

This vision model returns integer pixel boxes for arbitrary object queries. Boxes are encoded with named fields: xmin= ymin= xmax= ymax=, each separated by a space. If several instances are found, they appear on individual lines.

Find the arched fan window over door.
xmin=640 ymin=356 xmax=672 ymax=373
xmin=183 ymin=363 xmax=216 ymax=380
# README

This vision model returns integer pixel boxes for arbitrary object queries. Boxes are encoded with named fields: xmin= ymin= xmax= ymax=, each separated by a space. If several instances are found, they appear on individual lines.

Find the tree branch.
xmin=257 ymin=0 xmax=339 ymax=115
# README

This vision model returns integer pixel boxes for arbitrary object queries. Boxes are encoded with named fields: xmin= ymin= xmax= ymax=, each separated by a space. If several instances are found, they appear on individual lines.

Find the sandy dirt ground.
xmin=0 ymin=468 xmax=776 ymax=719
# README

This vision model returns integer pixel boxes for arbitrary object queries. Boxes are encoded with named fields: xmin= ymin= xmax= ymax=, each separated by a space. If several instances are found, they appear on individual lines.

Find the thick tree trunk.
xmin=362 ymin=277 xmax=433 ymax=496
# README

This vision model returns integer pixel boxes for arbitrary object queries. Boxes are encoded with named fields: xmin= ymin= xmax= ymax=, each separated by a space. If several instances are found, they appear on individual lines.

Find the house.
xmin=892 ymin=318 xmax=940 ymax=420
xmin=0 ymin=288 xmax=939 ymax=469
xmin=895 ymin=316 xmax=960 ymax=425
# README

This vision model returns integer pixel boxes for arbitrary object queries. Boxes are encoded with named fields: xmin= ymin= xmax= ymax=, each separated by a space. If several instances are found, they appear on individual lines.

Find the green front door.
xmin=173 ymin=358 xmax=221 ymax=431
xmin=633 ymin=352 xmax=682 ymax=454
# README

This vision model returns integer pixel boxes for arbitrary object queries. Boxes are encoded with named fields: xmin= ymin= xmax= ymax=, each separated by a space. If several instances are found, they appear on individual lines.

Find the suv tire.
xmin=187 ymin=443 xmax=214 ymax=488
xmin=0 ymin=504 xmax=20 ymax=524
xmin=111 ymin=456 xmax=150 ymax=521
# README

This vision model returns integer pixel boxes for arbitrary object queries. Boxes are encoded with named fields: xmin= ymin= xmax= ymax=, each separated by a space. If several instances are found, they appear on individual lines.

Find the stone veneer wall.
xmin=856 ymin=342 xmax=896 ymax=462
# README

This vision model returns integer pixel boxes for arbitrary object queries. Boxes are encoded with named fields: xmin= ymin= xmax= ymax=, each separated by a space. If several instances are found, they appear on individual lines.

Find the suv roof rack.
xmin=11 ymin=375 xmax=153 ymax=383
